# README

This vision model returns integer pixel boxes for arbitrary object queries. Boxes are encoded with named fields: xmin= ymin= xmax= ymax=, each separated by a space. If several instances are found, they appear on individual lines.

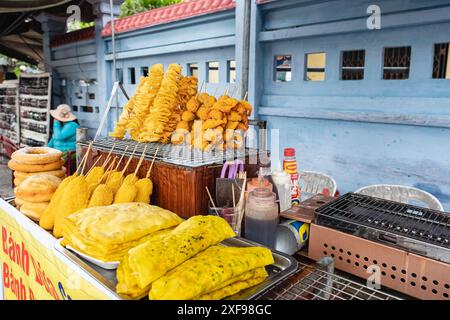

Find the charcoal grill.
xmin=314 ymin=193 xmax=449 ymax=263
xmin=308 ymin=193 xmax=450 ymax=300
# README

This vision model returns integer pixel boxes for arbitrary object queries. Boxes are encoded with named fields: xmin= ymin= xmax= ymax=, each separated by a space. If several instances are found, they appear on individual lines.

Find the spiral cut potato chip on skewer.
xmin=127 ymin=64 xmax=164 ymax=141
xmin=139 ymin=64 xmax=182 ymax=143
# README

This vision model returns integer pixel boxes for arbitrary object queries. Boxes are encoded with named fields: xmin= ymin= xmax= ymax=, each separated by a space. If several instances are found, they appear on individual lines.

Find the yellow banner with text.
xmin=0 ymin=201 xmax=115 ymax=300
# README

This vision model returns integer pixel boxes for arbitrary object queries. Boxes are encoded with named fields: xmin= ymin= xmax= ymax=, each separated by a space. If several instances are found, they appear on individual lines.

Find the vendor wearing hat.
xmin=48 ymin=104 xmax=80 ymax=158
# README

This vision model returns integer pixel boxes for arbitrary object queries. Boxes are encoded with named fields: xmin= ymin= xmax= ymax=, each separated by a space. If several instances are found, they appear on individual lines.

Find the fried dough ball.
xmin=176 ymin=121 xmax=191 ymax=131
xmin=196 ymin=106 xmax=210 ymax=121
xmin=181 ymin=111 xmax=196 ymax=122
xmin=226 ymin=121 xmax=239 ymax=130
xmin=203 ymin=119 xmax=224 ymax=130
xmin=186 ymin=97 xmax=200 ymax=113
xmin=209 ymin=109 xmax=223 ymax=120
xmin=228 ymin=111 xmax=242 ymax=122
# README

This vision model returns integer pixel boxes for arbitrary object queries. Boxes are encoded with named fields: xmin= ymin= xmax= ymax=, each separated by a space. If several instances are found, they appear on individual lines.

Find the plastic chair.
xmin=300 ymin=170 xmax=337 ymax=197
xmin=355 ymin=184 xmax=444 ymax=211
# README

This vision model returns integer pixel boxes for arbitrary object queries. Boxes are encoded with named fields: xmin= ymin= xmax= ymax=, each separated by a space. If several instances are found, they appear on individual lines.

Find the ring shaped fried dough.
xmin=12 ymin=147 xmax=62 ymax=164
xmin=8 ymin=159 xmax=65 ymax=172
xmin=15 ymin=174 xmax=61 ymax=203
xmin=20 ymin=201 xmax=49 ymax=221
xmin=14 ymin=167 xmax=66 ymax=180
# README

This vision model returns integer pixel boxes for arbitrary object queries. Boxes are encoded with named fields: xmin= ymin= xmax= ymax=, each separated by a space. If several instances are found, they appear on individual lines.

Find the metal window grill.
xmin=341 ymin=50 xmax=365 ymax=80
xmin=315 ymin=193 xmax=450 ymax=263
xmin=383 ymin=46 xmax=411 ymax=80
xmin=433 ymin=43 xmax=449 ymax=79
xmin=259 ymin=260 xmax=401 ymax=300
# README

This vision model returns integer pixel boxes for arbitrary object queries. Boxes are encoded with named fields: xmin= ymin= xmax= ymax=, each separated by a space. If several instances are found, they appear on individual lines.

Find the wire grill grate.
xmin=316 ymin=193 xmax=449 ymax=248
xmin=259 ymin=261 xmax=401 ymax=300
xmin=80 ymin=137 xmax=261 ymax=168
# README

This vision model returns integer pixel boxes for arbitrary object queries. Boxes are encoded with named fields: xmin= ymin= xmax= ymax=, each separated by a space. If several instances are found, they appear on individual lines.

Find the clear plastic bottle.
xmin=272 ymin=161 xmax=291 ymax=213
xmin=245 ymin=188 xmax=279 ymax=249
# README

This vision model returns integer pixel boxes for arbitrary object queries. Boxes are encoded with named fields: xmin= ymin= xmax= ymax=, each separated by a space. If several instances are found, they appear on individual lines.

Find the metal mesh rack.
xmin=314 ymin=193 xmax=449 ymax=263
xmin=259 ymin=260 xmax=401 ymax=300
xmin=80 ymin=137 xmax=263 ymax=168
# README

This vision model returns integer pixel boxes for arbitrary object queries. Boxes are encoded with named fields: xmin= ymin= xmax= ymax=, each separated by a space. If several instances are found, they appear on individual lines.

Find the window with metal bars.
xmin=341 ymin=50 xmax=365 ymax=80
xmin=274 ymin=55 xmax=292 ymax=82
xmin=207 ymin=61 xmax=219 ymax=83
xmin=187 ymin=63 xmax=198 ymax=77
xmin=227 ymin=60 xmax=236 ymax=83
xmin=128 ymin=67 xmax=136 ymax=84
xmin=141 ymin=66 xmax=149 ymax=77
xmin=383 ymin=46 xmax=411 ymax=80
xmin=432 ymin=43 xmax=450 ymax=79
xmin=305 ymin=52 xmax=326 ymax=81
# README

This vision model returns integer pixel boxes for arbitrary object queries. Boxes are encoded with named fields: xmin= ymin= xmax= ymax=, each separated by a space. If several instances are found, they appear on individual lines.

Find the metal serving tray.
xmin=54 ymin=236 xmax=298 ymax=300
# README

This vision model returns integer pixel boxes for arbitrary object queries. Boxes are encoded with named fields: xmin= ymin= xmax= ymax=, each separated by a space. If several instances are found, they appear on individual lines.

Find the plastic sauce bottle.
xmin=272 ymin=161 xmax=291 ymax=213
xmin=283 ymin=148 xmax=300 ymax=206
xmin=245 ymin=188 xmax=279 ymax=249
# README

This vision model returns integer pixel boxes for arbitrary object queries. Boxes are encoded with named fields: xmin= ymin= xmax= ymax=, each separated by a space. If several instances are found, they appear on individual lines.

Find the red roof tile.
xmin=102 ymin=0 xmax=235 ymax=37
xmin=50 ymin=26 xmax=95 ymax=47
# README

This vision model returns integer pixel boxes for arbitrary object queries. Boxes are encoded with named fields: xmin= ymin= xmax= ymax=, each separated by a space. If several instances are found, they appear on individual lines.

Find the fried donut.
xmin=15 ymin=174 xmax=61 ymax=203
xmin=8 ymin=159 xmax=65 ymax=173
xmin=14 ymin=167 xmax=66 ymax=180
xmin=14 ymin=197 xmax=26 ymax=208
xmin=12 ymin=147 xmax=62 ymax=164
xmin=20 ymin=201 xmax=49 ymax=221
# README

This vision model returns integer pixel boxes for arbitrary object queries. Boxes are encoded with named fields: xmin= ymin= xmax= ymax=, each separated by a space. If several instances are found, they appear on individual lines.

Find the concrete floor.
xmin=0 ymin=156 xmax=14 ymax=199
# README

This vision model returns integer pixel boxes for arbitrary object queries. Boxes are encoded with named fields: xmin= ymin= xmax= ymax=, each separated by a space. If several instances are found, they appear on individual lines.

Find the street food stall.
xmin=0 ymin=62 xmax=448 ymax=301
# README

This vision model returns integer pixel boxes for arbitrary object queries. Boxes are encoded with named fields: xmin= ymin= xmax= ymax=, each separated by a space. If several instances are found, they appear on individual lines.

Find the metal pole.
xmin=240 ymin=0 xmax=251 ymax=100
xmin=109 ymin=0 xmax=119 ymax=122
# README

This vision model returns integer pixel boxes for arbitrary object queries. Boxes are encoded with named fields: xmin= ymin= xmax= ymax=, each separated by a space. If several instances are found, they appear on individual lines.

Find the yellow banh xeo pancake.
xmin=148 ymin=246 xmax=274 ymax=300
xmin=195 ymin=267 xmax=268 ymax=299
xmin=63 ymin=203 xmax=183 ymax=244
xmin=61 ymin=227 xmax=174 ymax=262
xmin=116 ymin=216 xmax=235 ymax=297
xmin=197 ymin=271 xmax=268 ymax=300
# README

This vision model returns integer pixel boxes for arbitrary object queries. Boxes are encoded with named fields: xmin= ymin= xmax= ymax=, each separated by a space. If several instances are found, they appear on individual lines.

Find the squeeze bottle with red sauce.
xmin=283 ymin=148 xmax=300 ymax=206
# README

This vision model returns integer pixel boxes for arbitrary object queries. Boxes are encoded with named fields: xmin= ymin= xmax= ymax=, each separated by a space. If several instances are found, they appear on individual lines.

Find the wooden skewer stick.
xmin=206 ymin=186 xmax=220 ymax=216
xmin=77 ymin=141 xmax=93 ymax=175
xmin=225 ymin=84 xmax=230 ymax=96
xmin=100 ymin=156 xmax=117 ymax=182
xmin=86 ymin=155 xmax=104 ymax=176
xmin=232 ymin=183 xmax=236 ymax=210
xmin=230 ymin=85 xmax=237 ymax=98
xmin=243 ymin=91 xmax=248 ymax=101
xmin=145 ymin=146 xmax=160 ymax=179
xmin=134 ymin=144 xmax=148 ymax=175
xmin=237 ymin=172 xmax=247 ymax=229
xmin=102 ymin=143 xmax=117 ymax=168
xmin=198 ymin=80 xmax=205 ymax=95
xmin=114 ymin=145 xmax=129 ymax=171
xmin=121 ymin=144 xmax=139 ymax=175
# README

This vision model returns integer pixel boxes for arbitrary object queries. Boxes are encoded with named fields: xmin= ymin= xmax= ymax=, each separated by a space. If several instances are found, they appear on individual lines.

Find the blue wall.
xmin=50 ymin=39 xmax=100 ymax=138
xmin=251 ymin=0 xmax=450 ymax=209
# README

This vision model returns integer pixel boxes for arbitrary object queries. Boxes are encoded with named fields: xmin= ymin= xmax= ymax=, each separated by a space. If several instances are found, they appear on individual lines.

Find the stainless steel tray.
xmin=54 ymin=236 xmax=298 ymax=300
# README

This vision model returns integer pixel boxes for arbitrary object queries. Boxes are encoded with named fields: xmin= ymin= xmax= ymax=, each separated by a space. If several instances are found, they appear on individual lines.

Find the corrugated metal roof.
xmin=101 ymin=0 xmax=235 ymax=37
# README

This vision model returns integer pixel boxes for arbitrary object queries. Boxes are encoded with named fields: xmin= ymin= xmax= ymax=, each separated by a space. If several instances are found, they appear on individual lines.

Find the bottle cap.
xmin=284 ymin=148 xmax=295 ymax=157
